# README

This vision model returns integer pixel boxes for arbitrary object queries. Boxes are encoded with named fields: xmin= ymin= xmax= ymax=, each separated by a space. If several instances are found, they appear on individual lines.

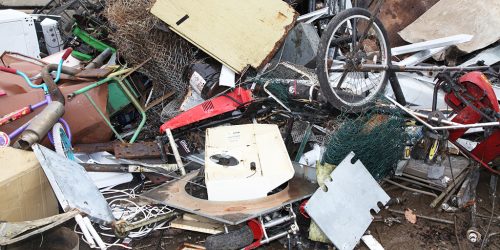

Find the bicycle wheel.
xmin=316 ymin=7 xmax=390 ymax=113
xmin=52 ymin=122 xmax=75 ymax=160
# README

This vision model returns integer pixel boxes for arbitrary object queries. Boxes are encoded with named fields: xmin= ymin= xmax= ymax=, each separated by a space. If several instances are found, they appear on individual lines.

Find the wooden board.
xmin=151 ymin=0 xmax=298 ymax=73
xmin=170 ymin=214 xmax=225 ymax=235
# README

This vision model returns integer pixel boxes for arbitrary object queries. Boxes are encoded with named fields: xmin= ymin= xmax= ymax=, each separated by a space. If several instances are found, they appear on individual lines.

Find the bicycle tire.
xmin=205 ymin=225 xmax=254 ymax=250
xmin=316 ymin=7 xmax=390 ymax=113
xmin=52 ymin=122 xmax=75 ymax=160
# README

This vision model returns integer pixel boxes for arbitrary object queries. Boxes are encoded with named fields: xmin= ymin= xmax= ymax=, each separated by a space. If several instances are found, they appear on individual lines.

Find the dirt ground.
xmin=6 ymin=170 xmax=498 ymax=250
xmin=107 ymin=170 xmax=499 ymax=250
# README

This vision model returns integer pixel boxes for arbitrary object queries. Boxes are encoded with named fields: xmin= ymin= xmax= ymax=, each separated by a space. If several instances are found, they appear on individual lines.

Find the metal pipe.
xmin=114 ymin=77 xmax=145 ymax=143
xmin=85 ymin=48 xmax=113 ymax=69
xmin=384 ymin=178 xmax=438 ymax=198
xmin=69 ymin=77 xmax=146 ymax=143
xmin=432 ymin=80 xmax=443 ymax=112
xmin=68 ymin=78 xmax=112 ymax=99
xmin=263 ymin=214 xmax=295 ymax=228
xmin=430 ymin=168 xmax=470 ymax=208
xmin=83 ymin=92 xmax=124 ymax=143
xmin=394 ymin=176 xmax=443 ymax=192
xmin=261 ymin=231 xmax=289 ymax=244
xmin=41 ymin=64 xmax=80 ymax=104
xmin=359 ymin=64 xmax=491 ymax=72
xmin=385 ymin=96 xmax=500 ymax=130
xmin=387 ymin=209 xmax=454 ymax=225
xmin=166 ymin=128 xmax=186 ymax=176
xmin=14 ymin=101 xmax=65 ymax=149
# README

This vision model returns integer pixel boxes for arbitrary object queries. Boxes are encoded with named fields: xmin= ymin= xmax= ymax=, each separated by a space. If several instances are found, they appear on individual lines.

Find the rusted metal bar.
xmin=113 ymin=141 xmax=165 ymax=159
xmin=388 ymin=209 xmax=453 ymax=225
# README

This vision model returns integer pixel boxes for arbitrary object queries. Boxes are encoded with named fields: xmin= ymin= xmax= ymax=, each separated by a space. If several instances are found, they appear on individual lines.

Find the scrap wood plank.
xmin=151 ymin=0 xmax=298 ymax=73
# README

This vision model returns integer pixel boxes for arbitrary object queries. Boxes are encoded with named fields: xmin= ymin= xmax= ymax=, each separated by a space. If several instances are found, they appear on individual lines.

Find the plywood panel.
xmin=151 ymin=0 xmax=298 ymax=73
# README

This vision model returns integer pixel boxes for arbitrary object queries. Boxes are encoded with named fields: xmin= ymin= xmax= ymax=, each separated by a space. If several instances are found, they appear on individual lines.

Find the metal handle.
xmin=0 ymin=66 xmax=17 ymax=74
xmin=62 ymin=48 xmax=73 ymax=60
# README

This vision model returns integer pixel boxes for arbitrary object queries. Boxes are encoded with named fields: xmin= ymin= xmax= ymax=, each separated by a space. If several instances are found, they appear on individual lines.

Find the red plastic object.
xmin=445 ymin=72 xmax=499 ymax=173
xmin=62 ymin=48 xmax=73 ymax=60
xmin=159 ymin=87 xmax=253 ymax=133
xmin=0 ymin=66 xmax=17 ymax=74
xmin=0 ymin=106 xmax=32 ymax=126
xmin=244 ymin=219 xmax=265 ymax=250
xmin=299 ymin=199 xmax=310 ymax=218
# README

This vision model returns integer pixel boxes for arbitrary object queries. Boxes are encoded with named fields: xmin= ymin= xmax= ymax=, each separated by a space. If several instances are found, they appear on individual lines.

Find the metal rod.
xmin=384 ymin=178 xmax=438 ymax=198
xmin=385 ymin=96 xmax=500 ymax=130
xmin=166 ymin=128 xmax=186 ymax=176
xmin=394 ymin=176 xmax=443 ymax=192
xmin=263 ymin=214 xmax=295 ymax=228
xmin=359 ymin=64 xmax=491 ymax=72
xmin=430 ymin=167 xmax=470 ymax=208
xmin=261 ymin=231 xmax=289 ymax=244
xmin=114 ymin=77 xmax=146 ymax=143
xmin=387 ymin=209 xmax=454 ymax=225
xmin=83 ymin=92 xmax=125 ymax=143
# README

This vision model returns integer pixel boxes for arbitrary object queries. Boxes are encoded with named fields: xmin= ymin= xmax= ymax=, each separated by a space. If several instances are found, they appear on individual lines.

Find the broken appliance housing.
xmin=0 ymin=10 xmax=41 ymax=59
xmin=204 ymin=124 xmax=295 ymax=201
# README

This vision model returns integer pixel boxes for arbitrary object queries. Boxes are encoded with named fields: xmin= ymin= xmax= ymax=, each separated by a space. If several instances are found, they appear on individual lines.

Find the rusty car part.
xmin=142 ymin=170 xmax=317 ymax=225
xmin=114 ymin=141 xmax=165 ymax=159
xmin=14 ymin=101 xmax=65 ymax=149
xmin=73 ymin=141 xmax=116 ymax=154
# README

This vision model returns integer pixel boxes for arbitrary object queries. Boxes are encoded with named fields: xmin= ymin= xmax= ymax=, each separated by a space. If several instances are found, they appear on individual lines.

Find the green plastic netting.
xmin=322 ymin=108 xmax=407 ymax=180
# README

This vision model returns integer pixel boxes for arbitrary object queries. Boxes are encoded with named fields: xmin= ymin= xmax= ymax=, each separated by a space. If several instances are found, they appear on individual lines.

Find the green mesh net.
xmin=322 ymin=108 xmax=407 ymax=180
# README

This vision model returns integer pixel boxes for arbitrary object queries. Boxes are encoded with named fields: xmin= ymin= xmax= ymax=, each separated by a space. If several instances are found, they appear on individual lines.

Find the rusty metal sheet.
xmin=142 ymin=170 xmax=317 ymax=225
xmin=114 ymin=141 xmax=164 ymax=159
xmin=361 ymin=0 xmax=439 ymax=48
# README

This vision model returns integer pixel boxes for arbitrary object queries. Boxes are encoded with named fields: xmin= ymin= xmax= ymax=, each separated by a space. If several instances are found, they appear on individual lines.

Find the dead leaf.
xmin=404 ymin=208 xmax=417 ymax=224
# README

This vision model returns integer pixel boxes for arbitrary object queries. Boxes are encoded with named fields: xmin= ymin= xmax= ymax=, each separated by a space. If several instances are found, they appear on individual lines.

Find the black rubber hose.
xmin=388 ymin=71 xmax=407 ymax=106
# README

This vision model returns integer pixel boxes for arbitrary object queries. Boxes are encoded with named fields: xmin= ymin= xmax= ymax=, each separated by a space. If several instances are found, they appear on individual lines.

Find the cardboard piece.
xmin=0 ymin=147 xmax=58 ymax=222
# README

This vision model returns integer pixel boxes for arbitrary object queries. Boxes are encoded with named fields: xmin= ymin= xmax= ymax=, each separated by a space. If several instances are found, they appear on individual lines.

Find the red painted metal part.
xmin=0 ymin=106 xmax=32 ymax=126
xmin=299 ymin=199 xmax=310 ymax=218
xmin=444 ymin=72 xmax=499 ymax=174
xmin=159 ymin=87 xmax=253 ymax=133
xmin=0 ymin=66 xmax=17 ymax=74
xmin=244 ymin=219 xmax=265 ymax=250
xmin=62 ymin=48 xmax=73 ymax=60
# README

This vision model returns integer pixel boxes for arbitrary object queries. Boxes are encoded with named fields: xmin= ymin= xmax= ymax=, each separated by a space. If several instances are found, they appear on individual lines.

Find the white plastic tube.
xmin=83 ymin=216 xmax=107 ymax=250
xmin=75 ymin=214 xmax=96 ymax=248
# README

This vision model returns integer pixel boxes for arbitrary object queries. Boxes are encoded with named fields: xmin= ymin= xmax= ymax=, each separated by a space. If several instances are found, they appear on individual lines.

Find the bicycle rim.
xmin=323 ymin=13 xmax=389 ymax=108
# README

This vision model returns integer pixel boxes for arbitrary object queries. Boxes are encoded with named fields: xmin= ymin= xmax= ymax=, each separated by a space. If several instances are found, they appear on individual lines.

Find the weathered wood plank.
xmin=151 ymin=0 xmax=298 ymax=73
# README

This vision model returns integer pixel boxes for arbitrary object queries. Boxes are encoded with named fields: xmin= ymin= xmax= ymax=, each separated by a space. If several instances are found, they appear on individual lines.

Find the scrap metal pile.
xmin=0 ymin=0 xmax=498 ymax=249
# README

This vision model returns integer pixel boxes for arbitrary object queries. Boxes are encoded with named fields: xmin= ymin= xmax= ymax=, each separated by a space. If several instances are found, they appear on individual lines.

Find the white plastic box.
xmin=205 ymin=124 xmax=295 ymax=201
xmin=0 ymin=9 xmax=41 ymax=58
